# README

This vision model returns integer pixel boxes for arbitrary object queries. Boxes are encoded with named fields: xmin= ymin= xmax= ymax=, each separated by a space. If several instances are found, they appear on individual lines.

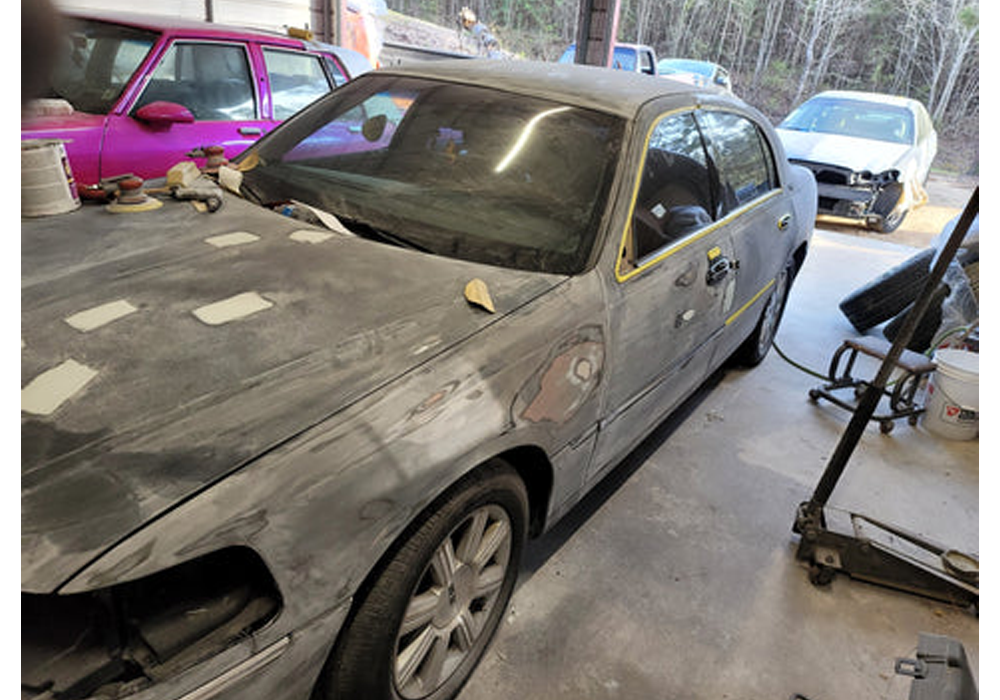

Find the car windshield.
xmin=658 ymin=60 xmax=713 ymax=77
xmin=49 ymin=18 xmax=157 ymax=114
xmin=779 ymin=96 xmax=915 ymax=145
xmin=239 ymin=75 xmax=625 ymax=275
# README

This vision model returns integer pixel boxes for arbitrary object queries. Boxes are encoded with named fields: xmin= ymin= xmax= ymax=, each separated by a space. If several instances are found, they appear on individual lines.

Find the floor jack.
xmin=793 ymin=190 xmax=980 ymax=609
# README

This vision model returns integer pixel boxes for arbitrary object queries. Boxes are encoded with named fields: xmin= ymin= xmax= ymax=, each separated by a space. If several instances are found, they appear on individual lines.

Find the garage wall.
xmin=54 ymin=0 xmax=321 ymax=38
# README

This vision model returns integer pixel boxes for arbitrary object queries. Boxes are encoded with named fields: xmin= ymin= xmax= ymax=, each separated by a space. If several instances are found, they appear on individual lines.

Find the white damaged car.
xmin=777 ymin=90 xmax=937 ymax=233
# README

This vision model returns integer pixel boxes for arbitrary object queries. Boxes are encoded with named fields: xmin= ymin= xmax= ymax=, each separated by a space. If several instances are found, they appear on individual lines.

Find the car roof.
xmin=812 ymin=90 xmax=925 ymax=112
xmin=565 ymin=42 xmax=655 ymax=51
xmin=65 ymin=10 xmax=309 ymax=49
xmin=374 ymin=59 xmax=706 ymax=118
xmin=65 ymin=9 xmax=375 ymax=75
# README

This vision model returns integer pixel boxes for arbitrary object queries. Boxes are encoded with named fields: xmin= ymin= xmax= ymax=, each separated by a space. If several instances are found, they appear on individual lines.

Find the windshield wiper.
xmin=250 ymin=187 xmax=432 ymax=253
xmin=339 ymin=217 xmax=434 ymax=253
xmin=240 ymin=180 xmax=266 ymax=205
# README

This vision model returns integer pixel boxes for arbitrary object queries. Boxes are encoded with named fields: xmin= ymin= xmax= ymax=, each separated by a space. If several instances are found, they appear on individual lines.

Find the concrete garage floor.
xmin=461 ymin=228 xmax=980 ymax=700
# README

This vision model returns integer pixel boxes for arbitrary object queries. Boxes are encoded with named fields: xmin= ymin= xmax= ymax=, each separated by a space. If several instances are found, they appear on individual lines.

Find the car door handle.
xmin=777 ymin=214 xmax=792 ymax=231
xmin=706 ymin=256 xmax=731 ymax=286
xmin=239 ymin=126 xmax=263 ymax=136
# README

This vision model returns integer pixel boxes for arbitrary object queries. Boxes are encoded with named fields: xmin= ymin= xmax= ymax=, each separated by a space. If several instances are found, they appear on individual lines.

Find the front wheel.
xmin=318 ymin=461 xmax=528 ymax=700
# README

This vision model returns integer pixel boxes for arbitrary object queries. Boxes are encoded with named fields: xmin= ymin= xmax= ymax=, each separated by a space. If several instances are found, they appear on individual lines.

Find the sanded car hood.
xmin=21 ymin=194 xmax=564 ymax=592
xmin=777 ymin=129 xmax=911 ymax=173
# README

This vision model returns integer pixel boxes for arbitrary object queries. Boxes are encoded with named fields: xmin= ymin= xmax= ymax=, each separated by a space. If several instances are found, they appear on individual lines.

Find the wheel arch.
xmin=345 ymin=443 xmax=554 ymax=608
xmin=315 ymin=445 xmax=550 ymax=698
xmin=791 ymin=239 xmax=809 ymax=280
xmin=493 ymin=444 xmax=554 ymax=539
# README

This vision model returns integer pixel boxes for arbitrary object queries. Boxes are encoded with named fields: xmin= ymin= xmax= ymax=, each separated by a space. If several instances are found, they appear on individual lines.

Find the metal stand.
xmin=809 ymin=336 xmax=937 ymax=434
xmin=793 ymin=189 xmax=979 ymax=610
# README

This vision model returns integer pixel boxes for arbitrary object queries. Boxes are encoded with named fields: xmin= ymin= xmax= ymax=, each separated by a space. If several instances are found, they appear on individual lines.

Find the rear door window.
xmin=697 ymin=110 xmax=777 ymax=215
xmin=264 ymin=48 xmax=334 ymax=120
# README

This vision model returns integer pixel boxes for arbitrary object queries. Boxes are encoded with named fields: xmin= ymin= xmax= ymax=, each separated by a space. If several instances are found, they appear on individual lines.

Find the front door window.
xmin=630 ymin=111 xmax=717 ymax=261
xmin=133 ymin=42 xmax=256 ymax=121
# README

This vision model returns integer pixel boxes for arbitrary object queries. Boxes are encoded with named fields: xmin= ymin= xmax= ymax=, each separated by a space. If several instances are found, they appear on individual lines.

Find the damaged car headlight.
xmin=849 ymin=170 xmax=874 ymax=186
xmin=22 ymin=547 xmax=282 ymax=700
xmin=850 ymin=169 xmax=900 ymax=187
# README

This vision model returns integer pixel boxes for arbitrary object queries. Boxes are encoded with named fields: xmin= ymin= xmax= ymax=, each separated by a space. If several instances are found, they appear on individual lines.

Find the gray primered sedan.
xmin=22 ymin=60 xmax=815 ymax=700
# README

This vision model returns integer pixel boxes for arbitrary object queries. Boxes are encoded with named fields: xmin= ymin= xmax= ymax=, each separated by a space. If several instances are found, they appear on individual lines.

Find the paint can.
xmin=21 ymin=139 xmax=80 ymax=217
xmin=923 ymin=348 xmax=979 ymax=441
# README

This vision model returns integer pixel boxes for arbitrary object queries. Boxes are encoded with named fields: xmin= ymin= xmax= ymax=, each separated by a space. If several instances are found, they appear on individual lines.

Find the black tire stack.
xmin=838 ymin=246 xmax=976 ymax=353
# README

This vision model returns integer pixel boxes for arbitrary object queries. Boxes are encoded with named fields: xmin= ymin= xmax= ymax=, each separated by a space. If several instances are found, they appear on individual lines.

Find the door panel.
xmin=101 ymin=40 xmax=268 ymax=180
xmin=101 ymin=115 xmax=268 ymax=180
xmin=696 ymin=110 xmax=792 ymax=353
xmin=591 ymin=110 xmax=733 ymax=482
xmin=592 ymin=231 xmax=734 ymax=481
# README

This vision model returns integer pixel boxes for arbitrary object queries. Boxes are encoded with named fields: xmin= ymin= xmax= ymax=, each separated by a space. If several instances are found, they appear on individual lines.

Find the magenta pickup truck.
xmin=22 ymin=11 xmax=372 ymax=186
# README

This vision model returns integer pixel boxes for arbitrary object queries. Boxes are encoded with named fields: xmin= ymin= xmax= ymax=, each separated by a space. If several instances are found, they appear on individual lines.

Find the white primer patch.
xmin=205 ymin=231 xmax=260 ymax=248
xmin=290 ymin=229 xmax=335 ymax=244
xmin=22 ymin=359 xmax=98 ymax=416
xmin=193 ymin=292 xmax=273 ymax=326
xmin=65 ymin=299 xmax=138 ymax=332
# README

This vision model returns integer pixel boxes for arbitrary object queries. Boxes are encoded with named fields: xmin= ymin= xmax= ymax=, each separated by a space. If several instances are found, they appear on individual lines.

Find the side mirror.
xmin=135 ymin=101 xmax=195 ymax=126
xmin=361 ymin=114 xmax=387 ymax=142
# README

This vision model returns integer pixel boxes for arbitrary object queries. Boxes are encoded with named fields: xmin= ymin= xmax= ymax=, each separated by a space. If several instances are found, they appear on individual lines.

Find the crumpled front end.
xmin=790 ymin=159 xmax=905 ymax=228
xmin=22 ymin=548 xmax=284 ymax=700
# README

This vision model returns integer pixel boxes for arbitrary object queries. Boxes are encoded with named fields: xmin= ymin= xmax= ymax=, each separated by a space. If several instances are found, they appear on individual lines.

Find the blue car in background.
xmin=559 ymin=43 xmax=657 ymax=75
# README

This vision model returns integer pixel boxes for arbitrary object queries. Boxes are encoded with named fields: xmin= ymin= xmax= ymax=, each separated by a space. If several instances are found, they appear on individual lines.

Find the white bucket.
xmin=21 ymin=139 xmax=80 ymax=217
xmin=923 ymin=348 xmax=979 ymax=441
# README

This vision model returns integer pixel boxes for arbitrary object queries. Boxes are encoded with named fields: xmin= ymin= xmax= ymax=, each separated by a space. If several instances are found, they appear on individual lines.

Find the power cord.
xmin=772 ymin=340 xmax=828 ymax=380
xmin=772 ymin=321 xmax=976 ymax=383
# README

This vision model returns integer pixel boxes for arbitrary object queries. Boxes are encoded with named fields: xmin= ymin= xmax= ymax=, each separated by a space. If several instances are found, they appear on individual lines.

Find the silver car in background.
xmin=657 ymin=58 xmax=733 ymax=93
xmin=777 ymin=90 xmax=937 ymax=233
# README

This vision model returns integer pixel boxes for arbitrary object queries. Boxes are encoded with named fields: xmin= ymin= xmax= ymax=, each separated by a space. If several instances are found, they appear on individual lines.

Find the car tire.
xmin=867 ymin=182 xmax=906 ymax=234
xmin=882 ymin=283 xmax=950 ymax=354
xmin=838 ymin=247 xmax=935 ymax=332
xmin=731 ymin=261 xmax=792 ymax=367
xmin=317 ymin=460 xmax=528 ymax=700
